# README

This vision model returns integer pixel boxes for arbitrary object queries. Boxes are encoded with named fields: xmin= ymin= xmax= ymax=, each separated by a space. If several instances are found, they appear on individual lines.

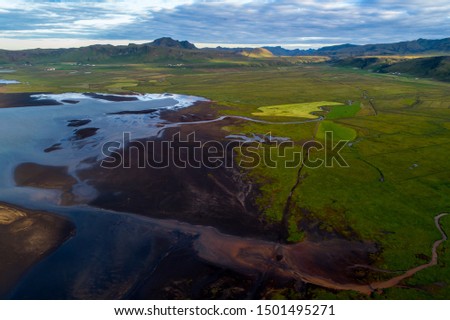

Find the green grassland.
xmin=325 ymin=101 xmax=361 ymax=119
xmin=316 ymin=120 xmax=357 ymax=141
xmin=253 ymin=101 xmax=343 ymax=119
xmin=1 ymin=60 xmax=450 ymax=298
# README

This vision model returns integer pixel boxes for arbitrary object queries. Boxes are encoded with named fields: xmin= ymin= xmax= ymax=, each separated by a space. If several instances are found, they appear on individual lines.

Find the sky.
xmin=0 ymin=0 xmax=449 ymax=50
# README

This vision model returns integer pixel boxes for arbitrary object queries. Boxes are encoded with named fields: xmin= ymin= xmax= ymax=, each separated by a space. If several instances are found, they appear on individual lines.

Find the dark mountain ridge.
xmin=0 ymin=38 xmax=203 ymax=64
xmin=263 ymin=38 xmax=450 ymax=57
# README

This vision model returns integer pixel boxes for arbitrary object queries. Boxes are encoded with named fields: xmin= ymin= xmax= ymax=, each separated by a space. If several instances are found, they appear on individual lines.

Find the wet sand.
xmin=72 ymin=99 xmax=285 ymax=239
xmin=2 ymin=201 xmax=376 ymax=299
xmin=4 ymin=198 xmax=446 ymax=298
xmin=84 ymin=93 xmax=139 ymax=102
xmin=108 ymin=109 xmax=158 ymax=115
xmin=160 ymin=100 xmax=220 ymax=123
xmin=72 ymin=127 xmax=99 ymax=140
xmin=14 ymin=163 xmax=77 ymax=191
xmin=77 ymin=120 xmax=276 ymax=239
xmin=67 ymin=119 xmax=91 ymax=127
xmin=0 ymin=202 xmax=75 ymax=297
xmin=0 ymin=92 xmax=61 ymax=108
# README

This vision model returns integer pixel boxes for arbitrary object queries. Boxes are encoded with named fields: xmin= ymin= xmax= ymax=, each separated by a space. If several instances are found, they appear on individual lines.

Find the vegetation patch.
xmin=253 ymin=101 xmax=343 ymax=119
xmin=316 ymin=120 xmax=357 ymax=141
xmin=325 ymin=102 xmax=361 ymax=119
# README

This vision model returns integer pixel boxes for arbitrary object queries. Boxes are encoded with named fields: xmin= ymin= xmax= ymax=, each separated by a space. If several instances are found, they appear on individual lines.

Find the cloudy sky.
xmin=0 ymin=0 xmax=449 ymax=50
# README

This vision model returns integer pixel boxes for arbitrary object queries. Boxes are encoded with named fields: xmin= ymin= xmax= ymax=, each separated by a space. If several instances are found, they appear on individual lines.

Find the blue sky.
xmin=0 ymin=0 xmax=449 ymax=50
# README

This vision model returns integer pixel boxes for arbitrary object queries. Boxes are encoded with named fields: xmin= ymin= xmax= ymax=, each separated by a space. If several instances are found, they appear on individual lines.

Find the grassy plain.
xmin=325 ymin=101 xmax=361 ymax=119
xmin=1 ymin=61 xmax=450 ymax=298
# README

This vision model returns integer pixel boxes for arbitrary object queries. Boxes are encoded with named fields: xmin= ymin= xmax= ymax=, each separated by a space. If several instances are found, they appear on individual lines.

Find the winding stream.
xmin=162 ymin=114 xmax=324 ymax=128
xmin=369 ymin=213 xmax=448 ymax=292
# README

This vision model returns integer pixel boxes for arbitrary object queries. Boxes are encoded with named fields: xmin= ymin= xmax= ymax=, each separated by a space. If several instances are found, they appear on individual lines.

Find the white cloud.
xmin=73 ymin=14 xmax=135 ymax=29
xmin=0 ymin=38 xmax=154 ymax=50
xmin=0 ymin=0 xmax=448 ymax=49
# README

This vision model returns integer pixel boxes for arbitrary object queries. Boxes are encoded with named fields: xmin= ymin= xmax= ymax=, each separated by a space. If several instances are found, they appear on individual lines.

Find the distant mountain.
xmin=264 ymin=38 xmax=450 ymax=57
xmin=317 ymin=38 xmax=450 ymax=56
xmin=263 ymin=46 xmax=316 ymax=56
xmin=151 ymin=37 xmax=197 ymax=50
xmin=0 ymin=38 xmax=216 ymax=64
xmin=316 ymin=43 xmax=358 ymax=54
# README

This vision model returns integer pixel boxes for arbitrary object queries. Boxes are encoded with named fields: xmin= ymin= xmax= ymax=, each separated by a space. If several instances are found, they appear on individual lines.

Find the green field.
xmin=2 ymin=60 xmax=450 ymax=298
xmin=316 ymin=120 xmax=357 ymax=141
xmin=325 ymin=102 xmax=361 ymax=119
xmin=253 ymin=101 xmax=343 ymax=119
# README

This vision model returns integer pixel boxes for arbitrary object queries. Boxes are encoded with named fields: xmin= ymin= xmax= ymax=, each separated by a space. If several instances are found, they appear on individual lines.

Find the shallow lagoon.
xmin=0 ymin=92 xmax=210 ymax=298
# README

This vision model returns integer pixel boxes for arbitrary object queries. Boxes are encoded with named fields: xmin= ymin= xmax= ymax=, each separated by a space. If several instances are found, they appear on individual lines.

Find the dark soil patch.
xmin=72 ymin=127 xmax=99 ymax=140
xmin=67 ymin=119 xmax=91 ymax=127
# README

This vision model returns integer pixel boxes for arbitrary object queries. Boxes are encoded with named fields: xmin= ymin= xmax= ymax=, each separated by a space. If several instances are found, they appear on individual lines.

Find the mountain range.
xmin=266 ymin=38 xmax=450 ymax=57
xmin=1 ymin=37 xmax=449 ymax=81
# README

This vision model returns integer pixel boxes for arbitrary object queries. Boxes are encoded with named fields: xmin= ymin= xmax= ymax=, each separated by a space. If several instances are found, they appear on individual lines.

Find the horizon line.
xmin=0 ymin=36 xmax=447 ymax=51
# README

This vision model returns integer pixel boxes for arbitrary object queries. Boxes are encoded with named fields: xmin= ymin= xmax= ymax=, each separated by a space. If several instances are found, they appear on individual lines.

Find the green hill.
xmin=383 ymin=56 xmax=450 ymax=81
xmin=334 ymin=55 xmax=450 ymax=82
